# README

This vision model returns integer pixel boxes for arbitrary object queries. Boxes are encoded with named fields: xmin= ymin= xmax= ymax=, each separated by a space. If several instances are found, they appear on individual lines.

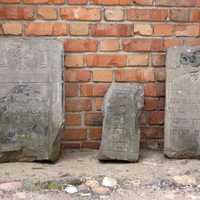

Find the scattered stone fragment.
xmin=172 ymin=175 xmax=197 ymax=186
xmin=0 ymin=181 xmax=22 ymax=192
xmin=78 ymin=184 xmax=90 ymax=193
xmin=85 ymin=179 xmax=99 ymax=188
xmin=92 ymin=186 xmax=110 ymax=195
xmin=64 ymin=185 xmax=78 ymax=194
xmin=102 ymin=177 xmax=117 ymax=188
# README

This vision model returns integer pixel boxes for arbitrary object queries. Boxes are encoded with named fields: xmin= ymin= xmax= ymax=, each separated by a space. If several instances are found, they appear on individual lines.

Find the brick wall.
xmin=0 ymin=0 xmax=200 ymax=149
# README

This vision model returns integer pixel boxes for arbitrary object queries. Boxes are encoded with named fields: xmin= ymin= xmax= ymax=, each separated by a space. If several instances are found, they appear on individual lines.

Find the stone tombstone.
xmin=165 ymin=46 xmax=200 ymax=158
xmin=0 ymin=38 xmax=64 ymax=162
xmin=98 ymin=83 xmax=144 ymax=162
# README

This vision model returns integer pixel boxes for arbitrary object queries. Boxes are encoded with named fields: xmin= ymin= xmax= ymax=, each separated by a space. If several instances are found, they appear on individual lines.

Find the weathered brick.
xmin=127 ymin=9 xmax=168 ymax=21
xmin=133 ymin=0 xmax=153 ymax=5
xmin=64 ymin=70 xmax=91 ymax=82
xmin=144 ymin=82 xmax=165 ymax=97
xmin=170 ymin=9 xmax=190 ymax=22
xmin=123 ymin=39 xmax=164 ymax=52
xmin=149 ymin=111 xmax=164 ymax=125
xmin=99 ymin=40 xmax=120 ymax=52
xmin=65 ymin=55 xmax=85 ymax=67
xmin=105 ymin=8 xmax=124 ymax=21
xmin=68 ymin=0 xmax=87 ymax=4
xmin=153 ymin=24 xmax=174 ymax=36
xmin=127 ymin=53 xmax=149 ymax=66
xmin=95 ymin=98 xmax=103 ymax=111
xmin=155 ymin=68 xmax=166 ymax=81
xmin=24 ymin=0 xmax=64 ymax=4
xmin=115 ymin=68 xmax=155 ymax=82
xmin=0 ymin=0 xmax=20 ymax=3
xmin=2 ymin=22 xmax=22 ymax=35
xmin=64 ymin=39 xmax=97 ymax=52
xmin=37 ymin=7 xmax=57 ymax=20
xmin=134 ymin=24 xmax=153 ymax=36
xmin=175 ymin=24 xmax=200 ymax=36
xmin=60 ymin=7 xmax=101 ymax=21
xmin=151 ymin=53 xmax=166 ymax=66
xmin=86 ymin=55 xmax=127 ymax=67
xmin=141 ymin=127 xmax=163 ymax=139
xmin=81 ymin=141 xmax=100 ymax=149
xmin=93 ymin=70 xmax=113 ymax=82
xmin=164 ymin=38 xmax=184 ymax=49
xmin=85 ymin=112 xmax=103 ymax=126
xmin=155 ymin=0 xmax=197 ymax=7
xmin=190 ymin=9 xmax=200 ymax=22
xmin=90 ymin=0 xmax=130 ymax=5
xmin=91 ymin=24 xmax=132 ymax=37
xmin=63 ymin=128 xmax=87 ymax=141
xmin=88 ymin=128 xmax=102 ymax=140
xmin=65 ymin=83 xmax=79 ymax=97
xmin=65 ymin=99 xmax=92 ymax=112
xmin=65 ymin=114 xmax=82 ymax=126
xmin=0 ymin=7 xmax=34 ymax=20
xmin=70 ymin=24 xmax=89 ymax=35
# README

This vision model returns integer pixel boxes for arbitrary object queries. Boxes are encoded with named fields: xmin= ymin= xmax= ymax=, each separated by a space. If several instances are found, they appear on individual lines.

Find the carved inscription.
xmin=165 ymin=46 xmax=200 ymax=158
xmin=98 ymin=83 xmax=144 ymax=162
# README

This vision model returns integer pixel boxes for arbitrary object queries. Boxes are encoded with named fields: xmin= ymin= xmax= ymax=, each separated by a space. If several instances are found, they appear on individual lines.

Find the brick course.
xmin=0 ymin=0 xmax=199 ymax=149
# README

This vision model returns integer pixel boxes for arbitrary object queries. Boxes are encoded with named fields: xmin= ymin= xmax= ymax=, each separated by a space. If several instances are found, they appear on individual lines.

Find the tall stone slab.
xmin=165 ymin=46 xmax=200 ymax=158
xmin=98 ymin=83 xmax=144 ymax=162
xmin=0 ymin=38 xmax=64 ymax=162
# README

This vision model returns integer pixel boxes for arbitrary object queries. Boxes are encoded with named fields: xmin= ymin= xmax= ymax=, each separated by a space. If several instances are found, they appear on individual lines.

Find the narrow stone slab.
xmin=0 ymin=38 xmax=64 ymax=162
xmin=165 ymin=46 xmax=200 ymax=159
xmin=98 ymin=83 xmax=144 ymax=162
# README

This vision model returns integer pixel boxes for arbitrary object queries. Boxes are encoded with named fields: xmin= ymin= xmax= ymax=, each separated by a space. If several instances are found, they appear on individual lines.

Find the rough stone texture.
xmin=98 ymin=83 xmax=144 ymax=162
xmin=0 ymin=38 xmax=64 ymax=162
xmin=165 ymin=46 xmax=200 ymax=159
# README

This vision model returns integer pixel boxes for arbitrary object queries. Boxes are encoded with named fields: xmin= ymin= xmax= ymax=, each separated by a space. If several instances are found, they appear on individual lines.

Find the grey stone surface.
xmin=0 ymin=38 xmax=64 ymax=162
xmin=98 ymin=83 xmax=144 ymax=162
xmin=165 ymin=46 xmax=200 ymax=159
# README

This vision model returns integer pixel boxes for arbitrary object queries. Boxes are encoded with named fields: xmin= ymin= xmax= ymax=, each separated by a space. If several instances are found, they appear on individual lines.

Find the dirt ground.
xmin=0 ymin=149 xmax=200 ymax=200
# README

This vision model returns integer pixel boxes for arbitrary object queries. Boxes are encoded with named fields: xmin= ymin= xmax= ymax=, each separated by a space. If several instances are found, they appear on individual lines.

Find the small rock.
xmin=78 ymin=184 xmax=90 ymax=193
xmin=173 ymin=175 xmax=197 ymax=186
xmin=64 ymin=185 xmax=78 ymax=194
xmin=102 ymin=177 xmax=117 ymax=188
xmin=0 ymin=181 xmax=22 ymax=192
xmin=92 ymin=186 xmax=110 ymax=195
xmin=85 ymin=179 xmax=99 ymax=188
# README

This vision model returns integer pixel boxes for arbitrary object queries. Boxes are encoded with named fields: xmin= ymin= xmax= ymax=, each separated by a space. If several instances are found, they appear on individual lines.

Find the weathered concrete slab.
xmin=98 ymin=83 xmax=144 ymax=162
xmin=0 ymin=38 xmax=64 ymax=162
xmin=165 ymin=46 xmax=200 ymax=159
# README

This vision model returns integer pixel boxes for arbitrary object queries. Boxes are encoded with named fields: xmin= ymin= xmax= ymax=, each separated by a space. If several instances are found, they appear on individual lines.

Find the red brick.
xmin=65 ymin=114 xmax=81 ymax=126
xmin=91 ymin=24 xmax=132 ymax=37
xmin=133 ymin=0 xmax=153 ymax=5
xmin=0 ymin=0 xmax=20 ymax=3
xmin=164 ymin=38 xmax=184 ymax=49
xmin=86 ymin=55 xmax=126 ymax=67
xmin=105 ymin=8 xmax=124 ymax=21
xmin=123 ymin=39 xmax=164 ymax=52
xmin=81 ymin=141 xmax=100 ymax=149
xmin=144 ymin=97 xmax=164 ymax=111
xmin=63 ymin=128 xmax=87 ymax=141
xmin=68 ymin=0 xmax=87 ymax=4
xmin=24 ymin=0 xmax=64 ymax=4
xmin=95 ymin=98 xmax=103 ymax=111
xmin=175 ymin=24 xmax=200 ymax=37
xmin=0 ymin=7 xmax=34 ymax=20
xmin=144 ymin=82 xmax=165 ymax=97
xmin=65 ymin=55 xmax=85 ymax=67
xmin=65 ymin=83 xmax=79 ymax=97
xmin=127 ymin=9 xmax=168 ymax=21
xmin=127 ymin=54 xmax=149 ymax=66
xmin=184 ymin=38 xmax=200 ymax=46
xmin=99 ymin=40 xmax=120 ymax=52
xmin=151 ymin=53 xmax=166 ymax=66
xmin=149 ymin=111 xmax=164 ymax=125
xmin=80 ymin=83 xmax=110 ymax=97
xmin=64 ymin=70 xmax=91 ymax=82
xmin=93 ymin=70 xmax=113 ymax=82
xmin=65 ymin=99 xmax=92 ymax=112
xmin=2 ymin=22 xmax=22 ymax=35
xmin=60 ymin=7 xmax=101 ymax=21
xmin=26 ymin=23 xmax=68 ymax=36
xmin=141 ymin=127 xmax=163 ymax=139
xmin=62 ymin=142 xmax=81 ymax=149
xmin=64 ymin=39 xmax=97 ymax=52
xmin=85 ymin=112 xmax=103 ymax=126
xmin=153 ymin=24 xmax=174 ymax=36
xmin=115 ymin=68 xmax=155 ymax=82
xmin=90 ymin=0 xmax=130 ymax=5
xmin=70 ymin=24 xmax=89 ymax=36
xmin=37 ymin=7 xmax=57 ymax=20
xmin=155 ymin=68 xmax=166 ymax=81
xmin=88 ymin=128 xmax=102 ymax=140
xmin=134 ymin=24 xmax=153 ymax=36
xmin=170 ymin=9 xmax=190 ymax=22
xmin=190 ymin=9 xmax=200 ymax=22
xmin=155 ymin=0 xmax=197 ymax=7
